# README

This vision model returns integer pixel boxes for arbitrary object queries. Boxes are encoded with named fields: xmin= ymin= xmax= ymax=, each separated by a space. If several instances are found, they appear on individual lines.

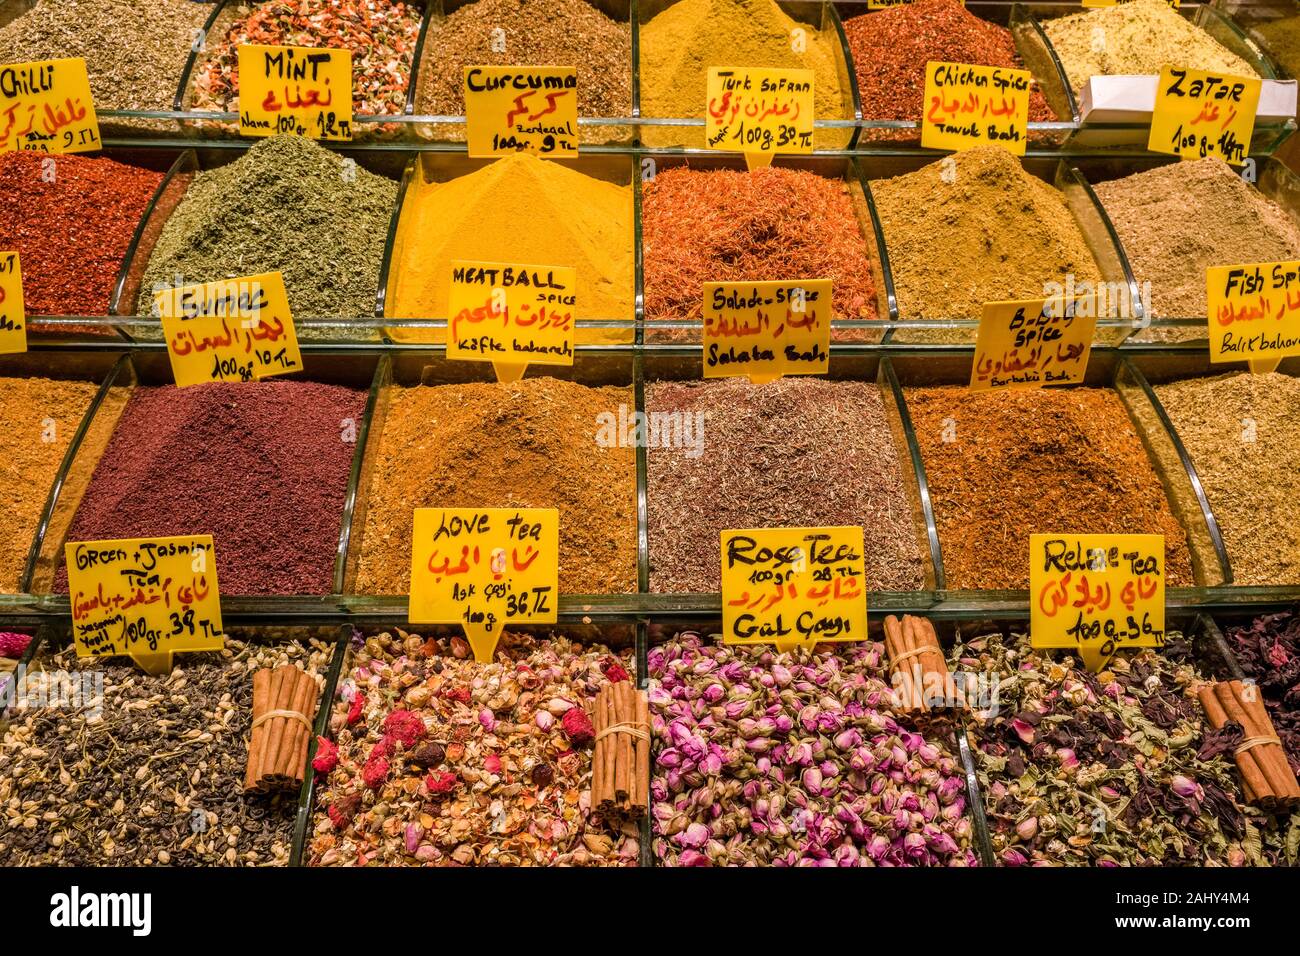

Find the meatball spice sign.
xmin=0 ymin=58 xmax=99 ymax=154
xmin=1148 ymin=67 xmax=1260 ymax=165
xmin=703 ymin=279 xmax=831 ymax=384
xmin=408 ymin=507 xmax=559 ymax=663
xmin=1206 ymin=260 xmax=1300 ymax=374
xmin=705 ymin=67 xmax=814 ymax=170
xmin=464 ymin=66 xmax=578 ymax=158
xmin=237 ymin=45 xmax=353 ymax=141
xmin=721 ymin=526 xmax=867 ymax=654
xmin=0 ymin=252 xmax=24 ymax=355
xmin=970 ymin=295 xmax=1097 ymax=391
xmin=64 ymin=534 xmax=224 ymax=675
xmin=447 ymin=259 xmax=576 ymax=382
xmin=1030 ymin=533 xmax=1166 ymax=673
xmin=921 ymin=62 xmax=1030 ymax=156
xmin=156 ymin=271 xmax=304 ymax=387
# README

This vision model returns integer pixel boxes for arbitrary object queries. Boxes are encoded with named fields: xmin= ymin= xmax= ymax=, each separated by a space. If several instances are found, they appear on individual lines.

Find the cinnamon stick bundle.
xmin=590 ymin=682 xmax=648 ymax=818
xmin=244 ymin=664 xmax=320 ymax=794
xmin=883 ymin=615 xmax=962 ymax=714
xmin=1198 ymin=680 xmax=1300 ymax=808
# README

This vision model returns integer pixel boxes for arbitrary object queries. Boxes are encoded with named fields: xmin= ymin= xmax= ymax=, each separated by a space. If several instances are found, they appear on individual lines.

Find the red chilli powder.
xmin=843 ymin=0 xmax=1057 ymax=123
xmin=0 ymin=152 xmax=162 ymax=321
xmin=55 ymin=381 xmax=368 ymax=596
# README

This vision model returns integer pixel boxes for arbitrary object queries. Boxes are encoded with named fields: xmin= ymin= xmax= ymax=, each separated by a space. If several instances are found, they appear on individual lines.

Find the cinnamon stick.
xmin=602 ymin=688 xmax=617 ymax=807
xmin=634 ymin=688 xmax=650 ymax=812
xmin=255 ymin=665 xmax=292 ymax=786
xmin=1215 ymin=682 xmax=1292 ymax=801
xmin=1240 ymin=687 xmax=1300 ymax=799
xmin=285 ymin=670 xmax=319 ymax=786
xmin=614 ymin=682 xmax=630 ymax=802
xmin=1198 ymin=686 xmax=1267 ymax=803
xmin=244 ymin=668 xmax=271 ymax=792
xmin=592 ymin=686 xmax=605 ymax=806
xmin=884 ymin=615 xmax=916 ymax=711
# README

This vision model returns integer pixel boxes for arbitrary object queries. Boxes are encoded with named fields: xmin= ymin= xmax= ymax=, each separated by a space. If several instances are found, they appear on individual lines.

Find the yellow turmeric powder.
xmin=387 ymin=153 xmax=635 ymax=343
xmin=639 ymin=0 xmax=853 ymax=149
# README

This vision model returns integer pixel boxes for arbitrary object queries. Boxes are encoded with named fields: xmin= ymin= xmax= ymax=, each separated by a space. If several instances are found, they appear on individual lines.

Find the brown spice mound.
xmin=872 ymin=147 xmax=1101 ymax=329
xmin=641 ymin=165 xmax=879 ymax=322
xmin=844 ymin=0 xmax=1056 ymax=123
xmin=354 ymin=378 xmax=636 ymax=595
xmin=1094 ymin=159 xmax=1300 ymax=323
xmin=1154 ymin=372 xmax=1300 ymax=587
xmin=646 ymin=378 xmax=925 ymax=593
xmin=906 ymin=386 xmax=1194 ymax=590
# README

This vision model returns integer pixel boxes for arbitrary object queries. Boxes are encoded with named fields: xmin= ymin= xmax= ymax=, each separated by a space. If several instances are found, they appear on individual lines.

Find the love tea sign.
xmin=1030 ymin=533 xmax=1166 ymax=672
xmin=720 ymin=526 xmax=866 ymax=653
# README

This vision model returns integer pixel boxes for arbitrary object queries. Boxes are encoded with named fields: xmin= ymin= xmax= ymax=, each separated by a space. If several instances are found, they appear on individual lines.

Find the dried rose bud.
xmin=561 ymin=706 xmax=595 ymax=747
xmin=425 ymin=771 xmax=457 ymax=795
xmin=312 ymin=736 xmax=338 ymax=774
xmin=362 ymin=754 xmax=390 ymax=789
xmin=383 ymin=709 xmax=427 ymax=748
xmin=346 ymin=691 xmax=365 ymax=725
xmin=450 ymin=635 xmax=470 ymax=658
xmin=407 ymin=741 xmax=446 ymax=768
xmin=535 ymin=710 xmax=554 ymax=731
xmin=530 ymin=763 xmax=554 ymax=787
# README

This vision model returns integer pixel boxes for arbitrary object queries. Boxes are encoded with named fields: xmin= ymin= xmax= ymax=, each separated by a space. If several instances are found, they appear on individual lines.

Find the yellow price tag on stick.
xmin=702 ymin=279 xmax=831 ymax=384
xmin=706 ymin=67 xmax=814 ymax=170
xmin=0 ymin=58 xmax=99 ymax=154
xmin=0 ymin=252 xmax=25 ymax=355
xmin=1148 ymin=67 xmax=1260 ymax=166
xmin=156 ymin=272 xmax=304 ymax=387
xmin=721 ymin=527 xmax=866 ymax=654
xmin=65 ymin=535 xmax=224 ymax=675
xmin=464 ymin=66 xmax=578 ymax=158
xmin=1207 ymin=261 xmax=1300 ymax=374
xmin=448 ymin=260 xmax=576 ymax=382
xmin=921 ymin=62 xmax=1029 ymax=156
xmin=1030 ymin=533 xmax=1166 ymax=672
xmin=237 ymin=45 xmax=353 ymax=141
xmin=409 ymin=508 xmax=559 ymax=663
xmin=970 ymin=296 xmax=1097 ymax=391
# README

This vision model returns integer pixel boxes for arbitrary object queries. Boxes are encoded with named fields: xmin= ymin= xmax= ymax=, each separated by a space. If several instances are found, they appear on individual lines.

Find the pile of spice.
xmin=1225 ymin=609 xmax=1300 ymax=776
xmin=1094 ymin=159 xmax=1300 ymax=339
xmin=649 ymin=633 xmax=979 ymax=866
xmin=388 ymin=153 xmax=633 ymax=336
xmin=905 ymin=386 xmax=1195 ymax=590
xmin=137 ymin=136 xmax=396 ymax=326
xmin=309 ymin=629 xmax=639 ymax=866
xmin=1255 ymin=13 xmax=1300 ymax=79
xmin=0 ymin=153 xmax=162 ymax=324
xmin=1153 ymin=373 xmax=1300 ymax=587
xmin=645 ymin=378 xmax=924 ymax=593
xmin=0 ymin=377 xmax=99 ymax=593
xmin=192 ymin=0 xmax=424 ymax=115
xmin=954 ymin=630 xmax=1297 ymax=865
xmin=0 ymin=632 xmax=32 ymax=713
xmin=641 ymin=166 xmax=878 ymax=327
xmin=353 ymin=378 xmax=636 ymax=595
xmin=54 ymin=380 xmax=367 ymax=596
xmin=0 ymin=0 xmax=209 ymax=112
xmin=1044 ymin=0 xmax=1259 ymax=93
xmin=843 ymin=0 xmax=1057 ymax=124
xmin=871 ymin=147 xmax=1102 ymax=331
xmin=638 ymin=0 xmax=851 ymax=148
xmin=416 ymin=0 xmax=631 ymax=121
xmin=0 ymin=636 xmax=331 ymax=866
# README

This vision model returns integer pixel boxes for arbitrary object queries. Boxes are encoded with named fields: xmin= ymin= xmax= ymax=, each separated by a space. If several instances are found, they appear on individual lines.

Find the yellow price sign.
xmin=237 ymin=45 xmax=353 ymax=141
xmin=0 ymin=58 xmax=99 ymax=154
xmin=1030 ymin=533 xmax=1166 ymax=672
xmin=702 ymin=279 xmax=831 ymax=384
xmin=0 ymin=251 xmax=24 ymax=355
xmin=721 ymin=527 xmax=867 ymax=654
xmin=921 ymin=62 xmax=1030 ymax=156
xmin=448 ymin=260 xmax=576 ymax=382
xmin=705 ymin=67 xmax=814 ymax=169
xmin=1148 ymin=67 xmax=1259 ymax=166
xmin=1207 ymin=261 xmax=1300 ymax=374
xmin=970 ymin=296 xmax=1097 ymax=391
xmin=65 ymin=535 xmax=224 ymax=675
xmin=156 ymin=272 xmax=304 ymax=388
xmin=464 ymin=66 xmax=577 ymax=158
xmin=408 ymin=507 xmax=559 ymax=663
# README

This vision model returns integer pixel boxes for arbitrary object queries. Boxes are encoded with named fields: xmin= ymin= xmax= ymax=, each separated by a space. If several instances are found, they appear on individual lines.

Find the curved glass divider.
xmin=827 ymin=0 xmax=864 ymax=150
xmin=1113 ymin=357 xmax=1231 ymax=588
xmin=17 ymin=352 xmax=132 ymax=596
xmin=1191 ymin=611 xmax=1248 ymax=682
xmin=878 ymin=355 xmax=944 ymax=592
xmin=852 ymin=155 xmax=899 ymax=324
xmin=1116 ymin=356 xmax=1233 ymax=588
xmin=290 ymin=625 xmax=351 ymax=867
xmin=339 ymin=353 xmax=393 ymax=597
xmin=633 ymin=346 xmax=651 ymax=596
xmin=334 ymin=359 xmax=387 ymax=596
xmin=171 ymin=0 xmax=229 ymax=112
xmin=642 ymin=153 xmax=890 ymax=343
xmin=373 ymin=155 xmax=418 ymax=330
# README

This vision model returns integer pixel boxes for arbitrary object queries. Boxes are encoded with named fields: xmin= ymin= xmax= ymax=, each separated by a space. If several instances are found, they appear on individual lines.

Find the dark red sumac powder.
xmin=56 ymin=380 xmax=367 ymax=595
xmin=0 ymin=152 xmax=161 ymax=318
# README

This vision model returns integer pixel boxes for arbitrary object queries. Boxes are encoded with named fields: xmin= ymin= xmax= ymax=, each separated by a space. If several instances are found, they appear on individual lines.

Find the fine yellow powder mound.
xmin=639 ymin=0 xmax=851 ymax=148
xmin=1044 ymin=0 xmax=1259 ymax=94
xmin=388 ymin=154 xmax=634 ymax=342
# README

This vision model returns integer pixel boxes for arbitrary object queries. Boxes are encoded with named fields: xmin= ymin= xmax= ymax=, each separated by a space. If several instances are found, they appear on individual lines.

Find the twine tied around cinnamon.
xmin=591 ymin=681 xmax=648 ymax=817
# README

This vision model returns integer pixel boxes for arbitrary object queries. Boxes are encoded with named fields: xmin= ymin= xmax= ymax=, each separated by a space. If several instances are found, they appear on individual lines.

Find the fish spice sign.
xmin=1207 ymin=260 xmax=1300 ymax=374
